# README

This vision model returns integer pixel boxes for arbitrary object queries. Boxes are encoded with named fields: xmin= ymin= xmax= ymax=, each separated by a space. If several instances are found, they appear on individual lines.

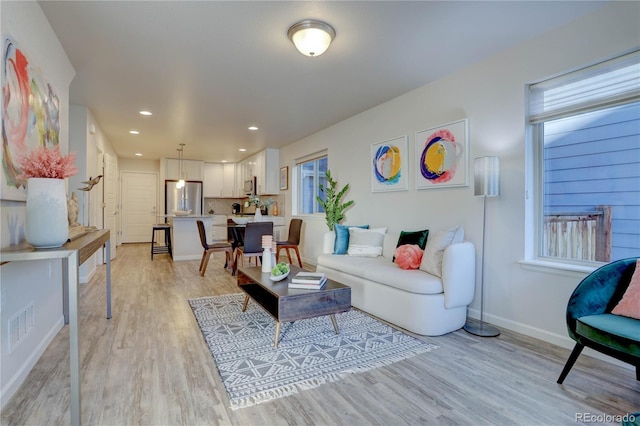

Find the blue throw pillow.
xmin=334 ymin=224 xmax=369 ymax=254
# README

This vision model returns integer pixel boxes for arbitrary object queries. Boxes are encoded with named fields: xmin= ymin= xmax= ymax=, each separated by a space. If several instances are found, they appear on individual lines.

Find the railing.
xmin=543 ymin=205 xmax=612 ymax=262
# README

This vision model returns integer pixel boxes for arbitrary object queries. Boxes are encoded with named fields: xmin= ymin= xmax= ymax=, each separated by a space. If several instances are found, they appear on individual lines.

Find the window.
xmin=295 ymin=153 xmax=328 ymax=215
xmin=527 ymin=50 xmax=640 ymax=265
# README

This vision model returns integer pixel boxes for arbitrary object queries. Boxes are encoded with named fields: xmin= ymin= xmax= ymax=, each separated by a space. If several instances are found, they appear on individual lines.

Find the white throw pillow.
xmin=347 ymin=227 xmax=387 ymax=257
xmin=420 ymin=225 xmax=464 ymax=277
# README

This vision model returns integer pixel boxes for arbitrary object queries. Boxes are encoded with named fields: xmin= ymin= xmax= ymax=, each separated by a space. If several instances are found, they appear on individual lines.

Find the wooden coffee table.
xmin=237 ymin=265 xmax=351 ymax=347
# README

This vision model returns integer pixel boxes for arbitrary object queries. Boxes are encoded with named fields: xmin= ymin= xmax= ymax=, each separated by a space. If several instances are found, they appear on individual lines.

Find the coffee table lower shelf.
xmin=237 ymin=266 xmax=351 ymax=347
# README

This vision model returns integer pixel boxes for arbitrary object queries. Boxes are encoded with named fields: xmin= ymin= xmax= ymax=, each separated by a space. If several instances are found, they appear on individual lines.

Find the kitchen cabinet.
xmin=165 ymin=158 xmax=204 ymax=181
xmin=204 ymin=163 xmax=237 ymax=197
xmin=222 ymin=163 xmax=236 ymax=197
xmin=240 ymin=148 xmax=279 ymax=195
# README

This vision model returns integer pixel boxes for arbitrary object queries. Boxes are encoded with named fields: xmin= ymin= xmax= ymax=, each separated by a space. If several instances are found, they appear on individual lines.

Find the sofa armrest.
xmin=322 ymin=231 xmax=336 ymax=254
xmin=441 ymin=241 xmax=476 ymax=309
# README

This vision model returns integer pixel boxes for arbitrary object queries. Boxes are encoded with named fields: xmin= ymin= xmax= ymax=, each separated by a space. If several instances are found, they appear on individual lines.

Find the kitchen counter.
xmin=169 ymin=215 xmax=227 ymax=261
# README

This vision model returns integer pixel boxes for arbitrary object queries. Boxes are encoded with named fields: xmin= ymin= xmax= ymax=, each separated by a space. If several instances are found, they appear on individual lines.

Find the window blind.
xmin=529 ymin=50 xmax=640 ymax=123
xmin=295 ymin=149 xmax=328 ymax=165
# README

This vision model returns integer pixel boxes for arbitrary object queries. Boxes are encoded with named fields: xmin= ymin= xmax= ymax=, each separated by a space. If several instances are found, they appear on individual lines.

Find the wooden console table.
xmin=0 ymin=229 xmax=112 ymax=426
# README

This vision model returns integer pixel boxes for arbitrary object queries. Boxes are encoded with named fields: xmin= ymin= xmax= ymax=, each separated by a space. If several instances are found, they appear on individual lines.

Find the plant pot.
xmin=25 ymin=177 xmax=69 ymax=248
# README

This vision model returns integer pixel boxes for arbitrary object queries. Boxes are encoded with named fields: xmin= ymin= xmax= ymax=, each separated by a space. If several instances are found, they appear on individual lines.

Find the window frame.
xmin=293 ymin=152 xmax=328 ymax=217
xmin=524 ymin=50 xmax=640 ymax=272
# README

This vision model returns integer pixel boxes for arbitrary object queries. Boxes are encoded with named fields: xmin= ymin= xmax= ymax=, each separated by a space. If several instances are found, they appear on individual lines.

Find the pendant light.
xmin=176 ymin=143 xmax=186 ymax=189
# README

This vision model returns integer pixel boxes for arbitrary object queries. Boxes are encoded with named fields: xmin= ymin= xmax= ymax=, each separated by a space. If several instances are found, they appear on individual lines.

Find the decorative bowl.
xmin=173 ymin=209 xmax=192 ymax=216
xmin=231 ymin=216 xmax=251 ymax=225
xmin=270 ymin=270 xmax=290 ymax=282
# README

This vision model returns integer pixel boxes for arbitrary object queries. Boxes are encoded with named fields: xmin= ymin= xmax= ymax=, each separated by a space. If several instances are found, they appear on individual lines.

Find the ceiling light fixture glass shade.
xmin=288 ymin=19 xmax=335 ymax=57
xmin=176 ymin=143 xmax=186 ymax=189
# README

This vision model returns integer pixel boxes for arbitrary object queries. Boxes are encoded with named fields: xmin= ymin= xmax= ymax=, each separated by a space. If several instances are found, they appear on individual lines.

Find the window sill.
xmin=518 ymin=259 xmax=597 ymax=279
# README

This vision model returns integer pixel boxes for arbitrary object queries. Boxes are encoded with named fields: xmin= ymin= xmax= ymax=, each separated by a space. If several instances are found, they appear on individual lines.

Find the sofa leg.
xmin=636 ymin=365 xmax=639 ymax=381
xmin=558 ymin=343 xmax=584 ymax=384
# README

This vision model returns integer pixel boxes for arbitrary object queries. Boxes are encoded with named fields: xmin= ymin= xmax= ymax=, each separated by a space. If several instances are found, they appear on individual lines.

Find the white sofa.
xmin=316 ymin=230 xmax=476 ymax=336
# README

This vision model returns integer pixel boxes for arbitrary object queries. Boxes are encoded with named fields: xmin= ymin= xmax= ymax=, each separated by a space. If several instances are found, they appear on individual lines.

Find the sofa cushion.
xmin=334 ymin=224 xmax=369 ymax=254
xmin=393 ymin=229 xmax=429 ymax=261
xmin=576 ymin=313 xmax=640 ymax=357
xmin=347 ymin=227 xmax=386 ymax=257
xmin=612 ymin=259 xmax=640 ymax=320
xmin=420 ymin=225 xmax=464 ymax=277
xmin=317 ymin=253 xmax=444 ymax=295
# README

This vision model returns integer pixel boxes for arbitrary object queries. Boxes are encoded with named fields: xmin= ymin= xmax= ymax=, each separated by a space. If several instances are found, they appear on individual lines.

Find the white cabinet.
xmin=165 ymin=158 xmax=204 ymax=181
xmin=203 ymin=163 xmax=224 ymax=197
xmin=222 ymin=163 xmax=236 ymax=197
xmin=240 ymin=148 xmax=280 ymax=195
xmin=204 ymin=162 xmax=237 ymax=197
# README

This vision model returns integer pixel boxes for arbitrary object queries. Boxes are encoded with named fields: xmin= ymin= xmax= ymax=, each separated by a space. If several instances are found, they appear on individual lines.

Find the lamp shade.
xmin=474 ymin=156 xmax=500 ymax=197
xmin=288 ymin=20 xmax=335 ymax=57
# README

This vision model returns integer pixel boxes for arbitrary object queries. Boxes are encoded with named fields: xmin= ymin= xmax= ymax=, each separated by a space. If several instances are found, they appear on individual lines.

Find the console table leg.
xmin=68 ymin=252 xmax=81 ymax=426
xmin=274 ymin=322 xmax=281 ymax=347
xmin=330 ymin=314 xmax=339 ymax=334
xmin=106 ymin=239 xmax=112 ymax=319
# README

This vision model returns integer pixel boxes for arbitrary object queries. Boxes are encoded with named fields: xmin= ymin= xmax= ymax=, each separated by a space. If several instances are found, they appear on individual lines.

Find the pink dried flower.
xmin=17 ymin=145 xmax=78 ymax=179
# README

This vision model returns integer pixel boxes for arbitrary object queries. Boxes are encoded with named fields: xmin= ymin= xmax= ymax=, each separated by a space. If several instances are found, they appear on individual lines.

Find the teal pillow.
xmin=393 ymin=229 xmax=429 ymax=262
xmin=334 ymin=224 xmax=369 ymax=254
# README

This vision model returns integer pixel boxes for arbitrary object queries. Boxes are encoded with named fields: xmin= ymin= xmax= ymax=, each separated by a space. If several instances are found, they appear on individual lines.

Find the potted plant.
xmin=316 ymin=169 xmax=354 ymax=231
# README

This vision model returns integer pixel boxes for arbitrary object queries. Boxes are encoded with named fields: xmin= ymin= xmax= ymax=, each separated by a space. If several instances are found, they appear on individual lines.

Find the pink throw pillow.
xmin=611 ymin=259 xmax=640 ymax=320
xmin=395 ymin=244 xmax=423 ymax=270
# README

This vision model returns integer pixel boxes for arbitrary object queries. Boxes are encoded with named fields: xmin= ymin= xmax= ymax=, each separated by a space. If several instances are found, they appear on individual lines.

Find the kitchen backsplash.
xmin=205 ymin=194 xmax=284 ymax=216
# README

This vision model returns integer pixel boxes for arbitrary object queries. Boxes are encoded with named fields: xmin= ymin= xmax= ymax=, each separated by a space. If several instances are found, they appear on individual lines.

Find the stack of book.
xmin=288 ymin=272 xmax=327 ymax=289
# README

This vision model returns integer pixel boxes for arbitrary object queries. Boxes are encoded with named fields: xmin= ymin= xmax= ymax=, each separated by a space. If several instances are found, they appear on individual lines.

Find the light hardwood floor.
xmin=2 ymin=243 xmax=638 ymax=425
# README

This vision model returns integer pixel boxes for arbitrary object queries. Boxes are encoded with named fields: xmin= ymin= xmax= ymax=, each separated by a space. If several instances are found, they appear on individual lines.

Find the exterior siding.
xmin=544 ymin=102 xmax=640 ymax=260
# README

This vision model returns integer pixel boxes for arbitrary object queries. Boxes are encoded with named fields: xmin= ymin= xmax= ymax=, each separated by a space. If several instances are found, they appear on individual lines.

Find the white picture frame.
xmin=371 ymin=135 xmax=409 ymax=192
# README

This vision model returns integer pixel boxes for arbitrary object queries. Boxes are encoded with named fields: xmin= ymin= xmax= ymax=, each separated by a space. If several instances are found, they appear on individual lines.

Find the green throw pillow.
xmin=393 ymin=229 xmax=429 ymax=262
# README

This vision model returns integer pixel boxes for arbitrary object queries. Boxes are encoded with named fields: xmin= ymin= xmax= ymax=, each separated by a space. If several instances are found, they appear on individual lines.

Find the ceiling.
xmin=38 ymin=1 xmax=607 ymax=163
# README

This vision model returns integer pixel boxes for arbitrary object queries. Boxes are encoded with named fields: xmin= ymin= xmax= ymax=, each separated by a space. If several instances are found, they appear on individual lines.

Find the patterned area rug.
xmin=189 ymin=293 xmax=438 ymax=410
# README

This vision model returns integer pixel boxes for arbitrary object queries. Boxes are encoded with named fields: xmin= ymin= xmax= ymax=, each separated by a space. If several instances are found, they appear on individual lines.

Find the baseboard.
xmin=0 ymin=316 xmax=65 ymax=409
xmin=466 ymin=308 xmax=632 ymax=370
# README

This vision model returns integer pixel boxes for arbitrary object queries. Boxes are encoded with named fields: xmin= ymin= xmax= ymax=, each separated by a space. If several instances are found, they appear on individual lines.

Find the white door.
xmin=104 ymin=153 xmax=118 ymax=258
xmin=121 ymin=172 xmax=158 ymax=243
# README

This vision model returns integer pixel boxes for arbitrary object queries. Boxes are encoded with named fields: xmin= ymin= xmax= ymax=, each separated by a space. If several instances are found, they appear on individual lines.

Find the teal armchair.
xmin=558 ymin=257 xmax=640 ymax=384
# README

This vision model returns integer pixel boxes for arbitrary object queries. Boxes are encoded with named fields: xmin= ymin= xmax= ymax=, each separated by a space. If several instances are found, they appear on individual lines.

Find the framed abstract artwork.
xmin=415 ymin=119 xmax=469 ymax=190
xmin=280 ymin=166 xmax=288 ymax=190
xmin=371 ymin=135 xmax=408 ymax=192
xmin=1 ymin=36 xmax=61 ymax=201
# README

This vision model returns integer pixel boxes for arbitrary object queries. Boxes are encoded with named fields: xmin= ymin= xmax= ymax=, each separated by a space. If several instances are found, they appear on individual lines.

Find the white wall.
xmin=0 ymin=1 xmax=75 ymax=408
xmin=279 ymin=3 xmax=640 ymax=349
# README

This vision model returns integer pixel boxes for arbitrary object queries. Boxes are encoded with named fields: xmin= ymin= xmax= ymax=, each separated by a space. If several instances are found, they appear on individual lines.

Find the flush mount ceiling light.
xmin=287 ymin=19 xmax=335 ymax=57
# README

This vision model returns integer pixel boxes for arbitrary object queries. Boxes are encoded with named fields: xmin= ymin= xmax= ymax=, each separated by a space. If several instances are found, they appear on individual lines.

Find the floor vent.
xmin=8 ymin=303 xmax=35 ymax=354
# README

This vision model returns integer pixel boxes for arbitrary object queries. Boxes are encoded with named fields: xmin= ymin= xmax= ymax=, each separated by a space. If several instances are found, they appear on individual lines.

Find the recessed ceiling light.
xmin=248 ymin=126 xmax=258 ymax=131
xmin=129 ymin=130 xmax=140 ymax=135
xmin=139 ymin=111 xmax=152 ymax=116
xmin=135 ymin=153 xmax=143 ymax=156
xmin=221 ymin=160 xmax=228 ymax=163
xmin=239 ymin=148 xmax=247 ymax=152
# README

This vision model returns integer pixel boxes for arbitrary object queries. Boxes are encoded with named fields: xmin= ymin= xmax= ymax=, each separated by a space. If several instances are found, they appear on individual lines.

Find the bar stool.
xmin=151 ymin=223 xmax=172 ymax=259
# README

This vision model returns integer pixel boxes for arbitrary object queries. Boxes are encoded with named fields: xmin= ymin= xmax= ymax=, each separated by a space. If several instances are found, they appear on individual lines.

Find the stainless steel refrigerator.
xmin=165 ymin=180 xmax=203 ymax=215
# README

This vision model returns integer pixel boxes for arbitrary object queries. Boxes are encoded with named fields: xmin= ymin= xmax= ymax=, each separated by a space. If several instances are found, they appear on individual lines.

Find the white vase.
xmin=25 ymin=178 xmax=69 ymax=248
xmin=254 ymin=208 xmax=263 ymax=222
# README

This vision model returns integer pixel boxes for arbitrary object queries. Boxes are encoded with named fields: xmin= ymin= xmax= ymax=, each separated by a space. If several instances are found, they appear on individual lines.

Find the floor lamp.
xmin=464 ymin=156 xmax=501 ymax=337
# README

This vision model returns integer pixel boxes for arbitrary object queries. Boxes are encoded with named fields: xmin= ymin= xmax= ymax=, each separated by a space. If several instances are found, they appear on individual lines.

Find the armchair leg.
xmin=558 ymin=343 xmax=584 ymax=384
xmin=636 ymin=365 xmax=639 ymax=381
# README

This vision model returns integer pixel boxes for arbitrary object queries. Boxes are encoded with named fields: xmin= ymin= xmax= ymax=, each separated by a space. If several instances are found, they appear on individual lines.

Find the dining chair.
xmin=276 ymin=218 xmax=303 ymax=267
xmin=234 ymin=221 xmax=273 ymax=274
xmin=197 ymin=220 xmax=233 ymax=276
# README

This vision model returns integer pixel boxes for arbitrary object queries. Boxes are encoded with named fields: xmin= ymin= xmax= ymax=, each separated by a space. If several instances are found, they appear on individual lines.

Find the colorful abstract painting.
xmin=371 ymin=135 xmax=408 ymax=192
xmin=2 ymin=36 xmax=61 ymax=201
xmin=415 ymin=119 xmax=468 ymax=189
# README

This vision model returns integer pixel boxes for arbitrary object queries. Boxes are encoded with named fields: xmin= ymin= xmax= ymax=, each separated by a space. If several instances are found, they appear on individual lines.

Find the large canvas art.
xmin=2 ymin=36 xmax=61 ymax=201
xmin=415 ymin=119 xmax=468 ymax=190
xmin=371 ymin=135 xmax=408 ymax=192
